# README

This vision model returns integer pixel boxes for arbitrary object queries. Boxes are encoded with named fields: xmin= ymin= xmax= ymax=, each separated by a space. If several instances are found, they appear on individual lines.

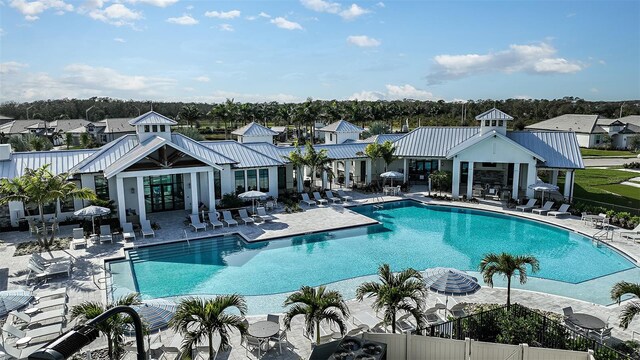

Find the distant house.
xmin=526 ymin=114 xmax=640 ymax=149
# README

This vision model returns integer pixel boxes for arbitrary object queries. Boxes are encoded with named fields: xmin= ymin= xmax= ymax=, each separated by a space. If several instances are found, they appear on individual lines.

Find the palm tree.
xmin=479 ymin=252 xmax=540 ymax=307
xmin=169 ymin=295 xmax=247 ymax=360
xmin=356 ymin=264 xmax=427 ymax=333
xmin=283 ymin=143 xmax=306 ymax=192
xmin=283 ymin=285 xmax=350 ymax=345
xmin=611 ymin=281 xmax=640 ymax=329
xmin=302 ymin=143 xmax=331 ymax=189
xmin=178 ymin=105 xmax=201 ymax=127
xmin=379 ymin=141 xmax=397 ymax=172
xmin=70 ymin=293 xmax=142 ymax=360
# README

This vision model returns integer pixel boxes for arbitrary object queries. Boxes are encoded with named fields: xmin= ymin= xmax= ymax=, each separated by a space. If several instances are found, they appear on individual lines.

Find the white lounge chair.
xmin=516 ymin=199 xmax=537 ymax=212
xmin=99 ymin=225 xmax=113 ymax=243
xmin=620 ymin=224 xmax=640 ymax=239
xmin=2 ymin=322 xmax=62 ymax=344
xmin=10 ymin=308 xmax=66 ymax=326
xmin=313 ymin=192 xmax=328 ymax=205
xmin=122 ymin=222 xmax=136 ymax=242
xmin=34 ymin=287 xmax=67 ymax=302
xmin=300 ymin=193 xmax=317 ymax=206
xmin=189 ymin=214 xmax=207 ymax=232
xmin=450 ymin=303 xmax=467 ymax=318
xmin=27 ymin=261 xmax=71 ymax=283
xmin=31 ymin=254 xmax=72 ymax=269
xmin=141 ymin=220 xmax=155 ymax=238
xmin=31 ymin=296 xmax=67 ymax=312
xmin=207 ymin=211 xmax=224 ymax=228
xmin=394 ymin=313 xmax=416 ymax=334
xmin=1 ymin=341 xmax=45 ymax=360
xmin=222 ymin=211 xmax=238 ymax=227
xmin=256 ymin=207 xmax=275 ymax=222
xmin=325 ymin=191 xmax=342 ymax=204
xmin=238 ymin=209 xmax=254 ymax=225
xmin=532 ymin=201 xmax=554 ymax=215
xmin=424 ymin=307 xmax=444 ymax=326
xmin=548 ymin=204 xmax=571 ymax=217
xmin=71 ymin=228 xmax=86 ymax=249
xmin=337 ymin=190 xmax=353 ymax=202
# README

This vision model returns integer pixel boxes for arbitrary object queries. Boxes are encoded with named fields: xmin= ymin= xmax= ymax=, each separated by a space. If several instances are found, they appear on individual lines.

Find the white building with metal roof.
xmin=231 ymin=122 xmax=279 ymax=144
xmin=319 ymin=120 xmax=364 ymax=144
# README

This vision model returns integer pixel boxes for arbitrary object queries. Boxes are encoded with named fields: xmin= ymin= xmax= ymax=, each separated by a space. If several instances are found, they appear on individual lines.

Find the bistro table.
xmin=247 ymin=320 xmax=280 ymax=341
xmin=582 ymin=214 xmax=605 ymax=228
xmin=568 ymin=313 xmax=606 ymax=330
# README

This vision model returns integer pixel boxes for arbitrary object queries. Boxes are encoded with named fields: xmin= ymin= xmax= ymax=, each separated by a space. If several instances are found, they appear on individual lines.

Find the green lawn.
xmin=579 ymin=148 xmax=636 ymax=157
xmin=570 ymin=168 xmax=640 ymax=213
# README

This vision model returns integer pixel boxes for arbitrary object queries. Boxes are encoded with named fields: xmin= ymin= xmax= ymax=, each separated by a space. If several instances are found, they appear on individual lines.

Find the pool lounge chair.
xmin=548 ymin=204 xmax=571 ymax=217
xmin=1 ymin=341 xmax=45 ymax=360
xmin=325 ymin=191 xmax=342 ymax=203
xmin=207 ymin=211 xmax=224 ymax=228
xmin=10 ymin=307 xmax=66 ymax=326
xmin=337 ymin=190 xmax=353 ymax=202
xmin=27 ymin=261 xmax=71 ymax=283
xmin=31 ymin=253 xmax=72 ymax=268
xmin=2 ymin=322 xmax=62 ymax=344
xmin=300 ymin=193 xmax=317 ymax=206
xmin=515 ymin=199 xmax=537 ymax=212
xmin=141 ymin=220 xmax=155 ymax=238
xmin=71 ymin=228 xmax=86 ymax=250
xmin=238 ymin=209 xmax=255 ymax=225
xmin=222 ymin=211 xmax=238 ymax=227
xmin=256 ymin=207 xmax=275 ymax=222
xmin=122 ymin=222 xmax=136 ymax=242
xmin=620 ymin=224 xmax=640 ymax=239
xmin=189 ymin=214 xmax=207 ymax=232
xmin=394 ymin=313 xmax=416 ymax=334
xmin=31 ymin=296 xmax=67 ymax=312
xmin=99 ymin=225 xmax=113 ymax=243
xmin=424 ymin=307 xmax=444 ymax=326
xmin=532 ymin=201 xmax=554 ymax=215
xmin=34 ymin=287 xmax=67 ymax=302
xmin=313 ymin=192 xmax=328 ymax=205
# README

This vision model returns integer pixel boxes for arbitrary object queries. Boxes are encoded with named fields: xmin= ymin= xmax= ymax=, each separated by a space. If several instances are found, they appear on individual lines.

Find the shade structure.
xmin=379 ymin=171 xmax=403 ymax=186
xmin=0 ymin=290 xmax=33 ymax=317
xmin=527 ymin=182 xmax=559 ymax=203
xmin=132 ymin=299 xmax=177 ymax=332
xmin=424 ymin=267 xmax=481 ymax=296
xmin=238 ymin=190 xmax=267 ymax=213
xmin=74 ymin=205 xmax=111 ymax=234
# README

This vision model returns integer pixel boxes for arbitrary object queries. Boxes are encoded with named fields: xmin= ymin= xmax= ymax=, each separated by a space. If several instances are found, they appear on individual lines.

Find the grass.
xmin=579 ymin=148 xmax=636 ymax=157
xmin=569 ymin=168 xmax=640 ymax=213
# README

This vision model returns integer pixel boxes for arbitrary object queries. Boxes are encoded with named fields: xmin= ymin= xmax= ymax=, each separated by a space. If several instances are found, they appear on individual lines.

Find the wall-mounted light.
xmin=130 ymin=188 xmax=135 ymax=194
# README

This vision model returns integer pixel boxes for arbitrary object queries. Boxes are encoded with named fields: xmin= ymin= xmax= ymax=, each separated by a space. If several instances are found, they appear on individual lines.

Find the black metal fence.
xmin=416 ymin=304 xmax=631 ymax=360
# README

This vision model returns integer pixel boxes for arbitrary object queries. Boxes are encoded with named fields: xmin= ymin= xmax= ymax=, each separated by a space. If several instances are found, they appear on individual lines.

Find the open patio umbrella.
xmin=527 ymin=182 xmax=559 ymax=204
xmin=424 ymin=267 xmax=481 ymax=316
xmin=131 ymin=299 xmax=177 ymax=332
xmin=238 ymin=190 xmax=267 ymax=213
xmin=379 ymin=171 xmax=403 ymax=186
xmin=74 ymin=205 xmax=111 ymax=235
xmin=0 ymin=290 xmax=33 ymax=317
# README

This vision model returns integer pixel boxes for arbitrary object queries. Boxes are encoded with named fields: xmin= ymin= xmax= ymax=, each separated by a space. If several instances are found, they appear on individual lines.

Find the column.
xmin=365 ymin=159 xmax=372 ymax=184
xmin=525 ymin=162 xmax=537 ymax=198
xmin=564 ymin=170 xmax=574 ymax=200
xmin=208 ymin=169 xmax=216 ymax=211
xmin=297 ymin=166 xmax=303 ymax=192
xmin=136 ymin=176 xmax=147 ymax=223
xmin=344 ymin=160 xmax=351 ymax=188
xmin=512 ymin=163 xmax=520 ymax=200
xmin=466 ymin=161 xmax=474 ymax=199
xmin=190 ymin=171 xmax=198 ymax=215
xmin=322 ymin=170 xmax=328 ymax=189
xmin=116 ymin=176 xmax=126 ymax=226
xmin=551 ymin=169 xmax=559 ymax=186
xmin=403 ymin=158 xmax=408 ymax=183
xmin=451 ymin=157 xmax=460 ymax=198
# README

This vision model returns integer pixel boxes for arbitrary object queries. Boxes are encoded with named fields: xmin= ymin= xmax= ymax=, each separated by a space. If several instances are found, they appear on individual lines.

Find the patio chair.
xmin=10 ymin=308 xmax=66 ymax=326
xmin=28 ymin=219 xmax=40 ymax=235
xmin=256 ymin=207 xmax=276 ymax=222
xmin=189 ymin=214 xmax=207 ymax=232
xmin=313 ymin=192 xmax=328 ymax=205
xmin=532 ymin=201 xmax=554 ymax=215
xmin=122 ymin=222 xmax=136 ymax=242
xmin=269 ymin=330 xmax=289 ymax=354
xmin=620 ymin=224 xmax=640 ymax=239
xmin=300 ymin=193 xmax=317 ymax=206
xmin=562 ymin=306 xmax=573 ymax=319
xmin=325 ymin=191 xmax=342 ymax=203
xmin=594 ymin=327 xmax=613 ymax=343
xmin=1 ymin=341 xmax=45 ymax=360
xmin=141 ymin=220 xmax=155 ymax=238
xmin=424 ymin=307 xmax=444 ymax=326
xmin=222 ymin=211 xmax=238 ymax=227
xmin=244 ymin=335 xmax=268 ymax=358
xmin=515 ymin=199 xmax=537 ymax=212
xmin=31 ymin=296 xmax=67 ymax=312
xmin=394 ymin=313 xmax=416 ymax=334
xmin=337 ymin=190 xmax=353 ymax=202
xmin=238 ymin=209 xmax=255 ymax=225
xmin=71 ymin=228 xmax=86 ymax=249
xmin=31 ymin=253 xmax=72 ymax=268
xmin=2 ymin=322 xmax=62 ymax=344
xmin=27 ymin=261 xmax=71 ymax=283
xmin=547 ymin=204 xmax=571 ymax=217
xmin=207 ymin=211 xmax=224 ymax=228
xmin=34 ymin=287 xmax=67 ymax=302
xmin=99 ymin=225 xmax=113 ymax=243
xmin=450 ymin=303 xmax=467 ymax=318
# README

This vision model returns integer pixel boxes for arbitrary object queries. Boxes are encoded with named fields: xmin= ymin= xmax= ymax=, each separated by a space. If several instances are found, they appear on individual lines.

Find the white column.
xmin=297 ymin=166 xmax=303 ymax=192
xmin=551 ymin=169 xmax=559 ymax=186
xmin=136 ymin=176 xmax=147 ymax=223
xmin=564 ymin=170 xmax=574 ymax=200
xmin=466 ymin=161 xmax=474 ymax=199
xmin=208 ymin=169 xmax=216 ymax=211
xmin=403 ymin=158 xmax=408 ymax=182
xmin=451 ymin=157 xmax=460 ymax=198
xmin=116 ymin=176 xmax=126 ymax=226
xmin=512 ymin=163 xmax=520 ymax=200
xmin=322 ymin=170 xmax=328 ymax=189
xmin=365 ymin=159 xmax=372 ymax=184
xmin=525 ymin=162 xmax=537 ymax=197
xmin=344 ymin=160 xmax=351 ymax=188
xmin=190 ymin=171 xmax=198 ymax=215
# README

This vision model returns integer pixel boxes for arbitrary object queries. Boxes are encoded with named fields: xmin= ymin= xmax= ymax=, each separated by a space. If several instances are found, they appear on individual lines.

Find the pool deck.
xmin=1 ymin=189 xmax=640 ymax=359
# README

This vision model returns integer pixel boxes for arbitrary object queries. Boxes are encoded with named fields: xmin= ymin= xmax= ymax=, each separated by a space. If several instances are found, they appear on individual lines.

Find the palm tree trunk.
xmin=38 ymin=204 xmax=47 ymax=247
xmin=392 ymin=311 xmax=396 ymax=333
xmin=107 ymin=336 xmax=114 ymax=360
xmin=316 ymin=321 xmax=321 ymax=345
xmin=209 ymin=332 xmax=214 ymax=360
xmin=506 ymin=276 xmax=512 ymax=307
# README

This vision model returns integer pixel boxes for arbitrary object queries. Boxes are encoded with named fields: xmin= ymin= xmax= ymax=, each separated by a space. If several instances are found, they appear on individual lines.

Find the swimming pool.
xmin=108 ymin=200 xmax=638 ymax=309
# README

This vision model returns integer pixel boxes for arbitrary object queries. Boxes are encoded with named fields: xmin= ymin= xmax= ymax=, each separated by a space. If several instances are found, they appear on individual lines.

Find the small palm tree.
xmin=611 ymin=281 xmax=640 ymax=329
xmin=169 ymin=295 xmax=247 ymax=360
xmin=283 ymin=285 xmax=350 ymax=345
xmin=283 ymin=143 xmax=306 ymax=192
xmin=479 ymin=252 xmax=540 ymax=307
xmin=356 ymin=264 xmax=427 ymax=333
xmin=70 ymin=293 xmax=142 ymax=360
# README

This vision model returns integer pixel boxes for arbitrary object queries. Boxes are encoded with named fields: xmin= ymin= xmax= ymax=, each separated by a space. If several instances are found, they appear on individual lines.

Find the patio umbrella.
xmin=379 ymin=171 xmax=403 ymax=186
xmin=74 ymin=205 xmax=111 ymax=235
xmin=424 ymin=267 xmax=481 ymax=316
xmin=132 ymin=299 xmax=177 ymax=332
xmin=238 ymin=190 xmax=267 ymax=213
xmin=527 ymin=182 xmax=559 ymax=204
xmin=0 ymin=290 xmax=33 ymax=317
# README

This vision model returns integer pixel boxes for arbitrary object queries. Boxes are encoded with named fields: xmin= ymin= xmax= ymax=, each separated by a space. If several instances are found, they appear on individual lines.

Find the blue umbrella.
xmin=424 ymin=267 xmax=481 ymax=316
xmin=0 ymin=290 xmax=33 ymax=317
xmin=132 ymin=299 xmax=177 ymax=332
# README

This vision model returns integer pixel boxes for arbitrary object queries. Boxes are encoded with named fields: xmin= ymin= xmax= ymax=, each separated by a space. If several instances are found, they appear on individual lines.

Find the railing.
xmin=593 ymin=227 xmax=614 ymax=242
xmin=417 ymin=304 xmax=631 ymax=360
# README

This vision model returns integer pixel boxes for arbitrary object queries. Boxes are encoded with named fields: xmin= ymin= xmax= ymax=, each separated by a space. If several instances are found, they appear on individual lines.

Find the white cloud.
xmin=204 ymin=10 xmax=240 ymax=19
xmin=427 ymin=42 xmax=584 ymax=84
xmin=9 ymin=0 xmax=73 ymax=20
xmin=194 ymin=76 xmax=210 ymax=82
xmin=270 ymin=17 xmax=302 ymax=30
xmin=186 ymin=5 xmax=193 ymax=10
xmin=598 ymin=59 xmax=606 ymax=65
xmin=167 ymin=14 xmax=198 ymax=25
xmin=259 ymin=11 xmax=271 ymax=18
xmin=376 ymin=2 xmax=385 ymax=8
xmin=347 ymin=35 xmax=380 ymax=47
xmin=125 ymin=0 xmax=178 ymax=7
xmin=219 ymin=23 xmax=233 ymax=31
xmin=339 ymin=4 xmax=369 ymax=20
xmin=300 ymin=0 xmax=340 ymax=14
xmin=89 ymin=3 xmax=142 ymax=26
xmin=350 ymin=84 xmax=437 ymax=101
xmin=0 ymin=28 xmax=5 ymax=37
xmin=349 ymin=90 xmax=385 ymax=101
xmin=113 ymin=37 xmax=126 ymax=43
xmin=590 ymin=87 xmax=599 ymax=93
xmin=0 ymin=61 xmax=28 ymax=74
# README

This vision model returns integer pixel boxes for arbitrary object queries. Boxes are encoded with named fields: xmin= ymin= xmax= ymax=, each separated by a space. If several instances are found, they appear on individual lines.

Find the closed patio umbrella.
xmin=238 ymin=190 xmax=267 ymax=213
xmin=74 ymin=205 xmax=111 ymax=235
xmin=424 ymin=267 xmax=481 ymax=316
xmin=379 ymin=171 xmax=403 ymax=186
xmin=131 ymin=299 xmax=177 ymax=332
xmin=527 ymin=182 xmax=559 ymax=204
xmin=0 ymin=290 xmax=33 ymax=317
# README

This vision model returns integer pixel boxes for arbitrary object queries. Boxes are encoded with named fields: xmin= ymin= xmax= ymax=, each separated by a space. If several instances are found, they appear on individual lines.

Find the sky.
xmin=1 ymin=0 xmax=639 ymax=103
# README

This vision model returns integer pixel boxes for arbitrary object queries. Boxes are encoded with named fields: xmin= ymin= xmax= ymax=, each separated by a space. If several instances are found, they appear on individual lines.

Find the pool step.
xmin=128 ymin=237 xmax=241 ymax=262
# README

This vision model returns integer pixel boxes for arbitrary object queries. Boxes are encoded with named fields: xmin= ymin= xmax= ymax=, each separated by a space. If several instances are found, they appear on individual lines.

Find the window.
xmin=94 ymin=176 xmax=109 ymax=201
xmin=144 ymin=125 xmax=150 ymax=132
xmin=278 ymin=167 xmax=287 ymax=191
xmin=152 ymin=125 xmax=158 ymax=132
xmin=214 ymin=170 xmax=221 ymax=200
xmin=259 ymin=169 xmax=269 ymax=192
xmin=499 ymin=120 xmax=504 ymax=127
xmin=235 ymin=171 xmax=246 ymax=193
xmin=247 ymin=169 xmax=257 ymax=191
xmin=491 ymin=120 xmax=497 ymax=126
xmin=485 ymin=120 xmax=490 ymax=126
xmin=160 ymin=125 xmax=165 ymax=132
xmin=330 ymin=133 xmax=333 ymax=142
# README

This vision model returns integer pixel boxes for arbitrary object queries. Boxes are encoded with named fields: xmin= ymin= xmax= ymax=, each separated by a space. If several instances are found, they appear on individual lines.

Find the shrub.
xmin=218 ymin=193 xmax=244 ymax=209
xmin=622 ymin=161 xmax=640 ymax=169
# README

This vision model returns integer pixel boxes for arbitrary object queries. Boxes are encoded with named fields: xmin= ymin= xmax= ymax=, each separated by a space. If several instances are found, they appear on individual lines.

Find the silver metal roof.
xmin=475 ymin=108 xmax=514 ymax=121
xmin=446 ymin=130 xmax=544 ymax=161
xmin=243 ymin=142 xmax=369 ymax=161
xmin=70 ymin=135 xmax=140 ymax=174
xmin=508 ymin=131 xmax=584 ymax=169
xmin=104 ymin=136 xmax=168 ymax=178
xmin=171 ymin=134 xmax=237 ymax=165
xmin=362 ymin=134 xmax=404 ymax=144
xmin=201 ymin=141 xmax=284 ymax=168
xmin=526 ymin=114 xmax=599 ymax=134
xmin=393 ymin=127 xmax=480 ymax=157
xmin=319 ymin=120 xmax=364 ymax=133
xmin=129 ymin=111 xmax=177 ymax=126
xmin=241 ymin=142 xmax=291 ymax=162
xmin=231 ymin=122 xmax=279 ymax=136
xmin=0 ymin=149 xmax=96 ymax=178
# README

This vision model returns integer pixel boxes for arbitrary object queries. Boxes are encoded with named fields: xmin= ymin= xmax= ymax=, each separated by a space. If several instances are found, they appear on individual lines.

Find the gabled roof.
xmin=231 ymin=122 xmax=279 ymax=137
xmin=619 ymin=115 xmax=640 ymax=127
xmin=242 ymin=142 xmax=369 ymax=161
xmin=171 ymin=134 xmax=237 ymax=165
xmin=128 ymin=111 xmax=177 ymax=126
xmin=526 ymin=114 xmax=600 ymax=134
xmin=475 ymin=108 xmax=514 ymax=121
xmin=393 ymin=127 xmax=480 ymax=157
xmin=618 ymin=123 xmax=640 ymax=134
xmin=319 ymin=120 xmax=364 ymax=133
xmin=446 ymin=130 xmax=544 ymax=161
xmin=200 ymin=140 xmax=284 ymax=168
xmin=100 ymin=117 xmax=136 ymax=133
xmin=508 ymin=131 xmax=584 ymax=169
xmin=362 ymin=134 xmax=404 ymax=144
xmin=596 ymin=118 xmax=619 ymax=126
xmin=0 ymin=120 xmax=47 ymax=134
xmin=70 ymin=135 xmax=140 ymax=173
xmin=0 ymin=149 xmax=96 ymax=178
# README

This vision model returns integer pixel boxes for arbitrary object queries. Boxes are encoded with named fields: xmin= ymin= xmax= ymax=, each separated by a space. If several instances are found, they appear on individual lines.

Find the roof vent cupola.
xmin=475 ymin=108 xmax=513 ymax=136
xmin=128 ymin=111 xmax=177 ymax=143
xmin=318 ymin=120 xmax=364 ymax=144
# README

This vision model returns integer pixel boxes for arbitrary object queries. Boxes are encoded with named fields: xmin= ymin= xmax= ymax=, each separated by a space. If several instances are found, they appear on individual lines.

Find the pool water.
xmin=108 ymin=200 xmax=636 ymax=303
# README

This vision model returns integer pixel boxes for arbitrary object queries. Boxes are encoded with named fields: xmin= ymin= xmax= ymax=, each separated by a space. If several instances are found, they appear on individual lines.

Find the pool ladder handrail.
xmin=592 ymin=226 xmax=614 ymax=243
xmin=183 ymin=229 xmax=191 ymax=248
xmin=93 ymin=267 xmax=113 ymax=291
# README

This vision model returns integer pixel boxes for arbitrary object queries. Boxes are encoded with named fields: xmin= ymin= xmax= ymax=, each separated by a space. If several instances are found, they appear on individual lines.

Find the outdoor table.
xmin=583 ymin=215 xmax=605 ymax=227
xmin=568 ymin=313 xmax=606 ymax=330
xmin=16 ymin=337 xmax=32 ymax=348
xmin=247 ymin=320 xmax=279 ymax=340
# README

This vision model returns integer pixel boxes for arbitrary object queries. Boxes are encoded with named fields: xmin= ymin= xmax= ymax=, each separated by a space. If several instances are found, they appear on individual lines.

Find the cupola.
xmin=128 ymin=111 xmax=177 ymax=142
xmin=475 ymin=108 xmax=513 ymax=136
